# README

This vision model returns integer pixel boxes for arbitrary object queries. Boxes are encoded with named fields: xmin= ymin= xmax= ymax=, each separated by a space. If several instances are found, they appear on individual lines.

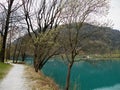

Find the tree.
xmin=0 ymin=36 xmax=2 ymax=52
xmin=0 ymin=0 xmax=15 ymax=62
xmin=11 ymin=27 xmax=25 ymax=63
xmin=18 ymin=35 xmax=32 ymax=62
xmin=6 ymin=25 xmax=18 ymax=60
xmin=21 ymin=0 xmax=66 ymax=71
xmin=0 ymin=0 xmax=23 ymax=62
xmin=58 ymin=0 xmax=109 ymax=90
xmin=33 ymin=29 xmax=60 ymax=72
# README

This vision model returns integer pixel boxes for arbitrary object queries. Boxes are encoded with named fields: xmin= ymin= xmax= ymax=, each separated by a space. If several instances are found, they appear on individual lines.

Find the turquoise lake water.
xmin=25 ymin=58 xmax=120 ymax=90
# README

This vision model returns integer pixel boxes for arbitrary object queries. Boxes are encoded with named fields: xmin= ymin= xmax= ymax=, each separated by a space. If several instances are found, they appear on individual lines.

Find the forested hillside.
xmin=12 ymin=23 xmax=120 ymax=56
xmin=76 ymin=23 xmax=120 ymax=54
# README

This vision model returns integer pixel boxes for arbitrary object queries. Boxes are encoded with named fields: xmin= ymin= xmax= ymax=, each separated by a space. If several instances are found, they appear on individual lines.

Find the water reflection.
xmin=94 ymin=84 xmax=120 ymax=90
xmin=42 ymin=59 xmax=120 ymax=90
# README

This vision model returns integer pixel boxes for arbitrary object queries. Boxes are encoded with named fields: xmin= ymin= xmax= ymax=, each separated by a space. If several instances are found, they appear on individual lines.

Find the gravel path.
xmin=0 ymin=64 xmax=29 ymax=90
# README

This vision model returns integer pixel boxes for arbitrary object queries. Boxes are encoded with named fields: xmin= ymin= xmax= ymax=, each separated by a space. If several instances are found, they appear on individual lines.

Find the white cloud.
xmin=108 ymin=0 xmax=120 ymax=30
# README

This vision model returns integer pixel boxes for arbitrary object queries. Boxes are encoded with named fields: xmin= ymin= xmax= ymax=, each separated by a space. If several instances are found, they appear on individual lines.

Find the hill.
xmin=79 ymin=23 xmax=120 ymax=54
xmin=13 ymin=23 xmax=120 ymax=55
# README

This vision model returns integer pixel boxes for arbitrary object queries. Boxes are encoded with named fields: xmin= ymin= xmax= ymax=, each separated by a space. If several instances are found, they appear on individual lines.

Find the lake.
xmin=25 ymin=58 xmax=120 ymax=90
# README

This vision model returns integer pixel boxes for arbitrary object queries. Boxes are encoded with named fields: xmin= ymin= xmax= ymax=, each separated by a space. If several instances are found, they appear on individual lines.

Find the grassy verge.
xmin=24 ymin=65 xmax=59 ymax=90
xmin=0 ymin=62 xmax=12 ymax=79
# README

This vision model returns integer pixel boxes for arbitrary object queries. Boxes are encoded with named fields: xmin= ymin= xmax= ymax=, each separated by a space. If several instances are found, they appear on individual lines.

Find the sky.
xmin=108 ymin=0 xmax=120 ymax=30
xmin=0 ymin=0 xmax=120 ymax=30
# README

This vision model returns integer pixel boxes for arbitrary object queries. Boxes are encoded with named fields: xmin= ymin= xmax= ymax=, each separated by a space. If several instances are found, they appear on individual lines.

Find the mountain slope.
xmin=77 ymin=23 xmax=120 ymax=53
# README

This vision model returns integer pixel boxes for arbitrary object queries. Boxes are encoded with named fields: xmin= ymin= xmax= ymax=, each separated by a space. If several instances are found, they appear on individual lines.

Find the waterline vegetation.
xmin=24 ymin=65 xmax=59 ymax=90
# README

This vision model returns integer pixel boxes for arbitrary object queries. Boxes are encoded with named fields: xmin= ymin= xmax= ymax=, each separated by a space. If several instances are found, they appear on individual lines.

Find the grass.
xmin=0 ymin=62 xmax=12 ymax=79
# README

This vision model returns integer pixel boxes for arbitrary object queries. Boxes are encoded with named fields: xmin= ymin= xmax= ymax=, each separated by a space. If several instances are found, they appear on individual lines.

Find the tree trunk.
xmin=65 ymin=63 xmax=73 ymax=90
xmin=16 ymin=44 xmax=22 ymax=63
xmin=34 ymin=63 xmax=39 ymax=72
xmin=34 ymin=57 xmax=39 ymax=72
xmin=22 ymin=52 xmax=26 ymax=62
xmin=0 ymin=36 xmax=6 ymax=62
xmin=0 ymin=0 xmax=14 ymax=62
xmin=34 ymin=45 xmax=39 ymax=72
xmin=7 ymin=30 xmax=12 ymax=60
xmin=6 ymin=44 xmax=11 ymax=61
xmin=13 ymin=40 xmax=19 ymax=63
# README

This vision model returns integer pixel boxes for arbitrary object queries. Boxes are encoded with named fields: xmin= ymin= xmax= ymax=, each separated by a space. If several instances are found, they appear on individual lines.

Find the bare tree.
xmin=0 ymin=0 xmax=15 ymax=62
xmin=58 ymin=0 xmax=109 ymax=90
xmin=0 ymin=0 xmax=23 ymax=62
xmin=6 ymin=25 xmax=18 ymax=60
xmin=21 ymin=0 xmax=66 ymax=71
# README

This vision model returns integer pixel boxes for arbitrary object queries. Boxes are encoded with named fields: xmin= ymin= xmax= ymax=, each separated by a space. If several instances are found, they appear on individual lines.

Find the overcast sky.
xmin=0 ymin=0 xmax=120 ymax=30
xmin=108 ymin=0 xmax=120 ymax=30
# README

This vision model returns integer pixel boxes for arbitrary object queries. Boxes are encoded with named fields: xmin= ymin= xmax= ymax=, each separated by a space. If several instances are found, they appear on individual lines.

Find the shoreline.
xmin=24 ymin=65 xmax=59 ymax=90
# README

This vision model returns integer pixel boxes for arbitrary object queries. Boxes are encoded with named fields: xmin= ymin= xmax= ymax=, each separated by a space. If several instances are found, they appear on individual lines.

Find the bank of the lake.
xmin=0 ymin=62 xmax=12 ymax=79
xmin=24 ymin=65 xmax=59 ymax=90
xmin=87 ymin=54 xmax=120 ymax=60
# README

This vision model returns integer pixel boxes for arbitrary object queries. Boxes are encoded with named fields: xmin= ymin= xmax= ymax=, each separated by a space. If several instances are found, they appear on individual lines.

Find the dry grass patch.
xmin=24 ymin=65 xmax=59 ymax=90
